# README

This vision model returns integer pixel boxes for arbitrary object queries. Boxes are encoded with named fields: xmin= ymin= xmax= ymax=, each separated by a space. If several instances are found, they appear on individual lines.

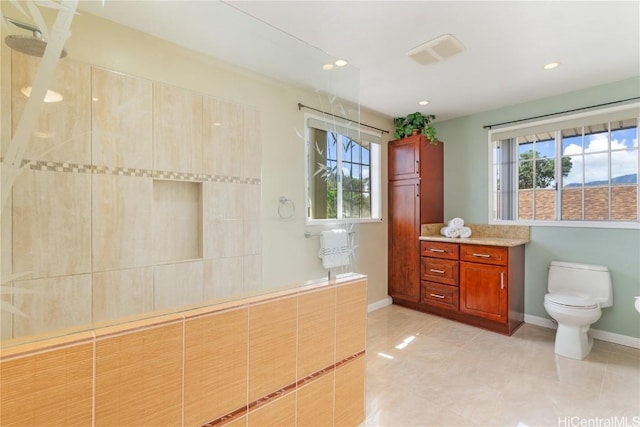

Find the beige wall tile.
xmin=243 ymin=219 xmax=261 ymax=256
xmin=11 ymin=275 xmax=92 ymax=338
xmin=1 ymin=34 xmax=11 ymax=159
xmin=204 ymin=219 xmax=243 ymax=259
xmin=95 ymin=321 xmax=183 ymax=426
xmin=0 ymin=342 xmax=93 ymax=426
xmin=203 ymin=257 xmax=243 ymax=300
xmin=92 ymin=267 xmax=154 ymax=323
xmin=297 ymin=373 xmax=335 ymax=427
xmin=248 ymin=296 xmax=297 ymax=403
xmin=1 ymin=191 xmax=13 ymax=339
xmin=91 ymin=67 xmax=152 ymax=169
xmin=92 ymin=175 xmax=152 ymax=271
xmin=336 ymin=280 xmax=367 ymax=361
xmin=12 ymin=170 xmax=91 ymax=278
xmin=153 ymin=83 xmax=203 ymax=173
xmin=1 ymin=290 xmax=12 ymax=340
xmin=184 ymin=308 xmax=248 ymax=426
xmin=153 ymin=180 xmax=202 ymax=263
xmin=243 ymin=183 xmax=261 ymax=220
xmin=243 ymin=255 xmax=262 ymax=293
xmin=10 ymin=52 xmax=91 ymax=164
xmin=242 ymin=105 xmax=261 ymax=180
xmin=298 ymin=287 xmax=336 ymax=378
xmin=203 ymin=181 xmax=243 ymax=220
xmin=247 ymin=392 xmax=295 ymax=427
xmin=334 ymin=357 xmax=366 ymax=427
xmin=153 ymin=261 xmax=203 ymax=310
xmin=203 ymin=97 xmax=242 ymax=177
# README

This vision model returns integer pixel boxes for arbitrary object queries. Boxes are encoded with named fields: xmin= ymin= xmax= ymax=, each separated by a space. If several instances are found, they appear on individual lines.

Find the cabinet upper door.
xmin=389 ymin=136 xmax=420 ymax=180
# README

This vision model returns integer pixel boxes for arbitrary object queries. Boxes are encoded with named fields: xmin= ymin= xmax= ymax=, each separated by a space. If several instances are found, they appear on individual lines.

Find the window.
xmin=490 ymin=104 xmax=639 ymax=227
xmin=306 ymin=114 xmax=381 ymax=223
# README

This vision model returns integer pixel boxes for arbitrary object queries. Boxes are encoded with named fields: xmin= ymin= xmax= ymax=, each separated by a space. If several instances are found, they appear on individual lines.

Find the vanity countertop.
xmin=419 ymin=223 xmax=530 ymax=247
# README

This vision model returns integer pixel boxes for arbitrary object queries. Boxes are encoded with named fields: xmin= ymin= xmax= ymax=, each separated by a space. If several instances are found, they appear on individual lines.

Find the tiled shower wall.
xmin=0 ymin=276 xmax=367 ymax=427
xmin=2 ymin=51 xmax=262 ymax=340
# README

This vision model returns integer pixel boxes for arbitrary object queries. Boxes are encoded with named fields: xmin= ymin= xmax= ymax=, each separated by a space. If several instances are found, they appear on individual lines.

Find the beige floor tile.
xmin=364 ymin=305 xmax=640 ymax=427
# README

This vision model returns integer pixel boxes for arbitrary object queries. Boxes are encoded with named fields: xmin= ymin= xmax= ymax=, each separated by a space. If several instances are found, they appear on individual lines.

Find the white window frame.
xmin=488 ymin=103 xmax=640 ymax=230
xmin=305 ymin=113 xmax=382 ymax=225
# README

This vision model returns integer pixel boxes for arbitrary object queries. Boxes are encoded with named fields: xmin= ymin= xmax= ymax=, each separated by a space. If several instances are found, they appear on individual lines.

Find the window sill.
xmin=489 ymin=219 xmax=640 ymax=230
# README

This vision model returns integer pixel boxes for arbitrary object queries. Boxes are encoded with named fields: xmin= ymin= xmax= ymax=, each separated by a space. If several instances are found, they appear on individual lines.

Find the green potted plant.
xmin=393 ymin=112 xmax=437 ymax=142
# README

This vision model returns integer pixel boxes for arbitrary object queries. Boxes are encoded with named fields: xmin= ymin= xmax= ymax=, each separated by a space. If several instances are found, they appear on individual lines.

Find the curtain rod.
xmin=298 ymin=103 xmax=389 ymax=134
xmin=483 ymin=97 xmax=640 ymax=129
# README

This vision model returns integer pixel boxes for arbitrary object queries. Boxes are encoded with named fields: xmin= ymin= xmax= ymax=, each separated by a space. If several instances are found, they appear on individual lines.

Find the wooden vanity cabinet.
xmin=415 ymin=241 xmax=525 ymax=335
xmin=388 ymin=135 xmax=443 ymax=304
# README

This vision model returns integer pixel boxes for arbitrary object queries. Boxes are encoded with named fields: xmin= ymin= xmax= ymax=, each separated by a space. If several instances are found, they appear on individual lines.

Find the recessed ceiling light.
xmin=543 ymin=62 xmax=560 ymax=70
xmin=322 ymin=63 xmax=334 ymax=70
xmin=213 ymin=122 xmax=222 ymax=126
xmin=335 ymin=59 xmax=348 ymax=67
xmin=21 ymin=86 xmax=64 ymax=103
xmin=418 ymin=100 xmax=430 ymax=106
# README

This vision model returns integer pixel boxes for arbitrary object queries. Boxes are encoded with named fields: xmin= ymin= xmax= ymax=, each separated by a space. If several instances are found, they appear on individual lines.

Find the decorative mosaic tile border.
xmin=8 ymin=158 xmax=261 ymax=185
xmin=200 ymin=350 xmax=366 ymax=426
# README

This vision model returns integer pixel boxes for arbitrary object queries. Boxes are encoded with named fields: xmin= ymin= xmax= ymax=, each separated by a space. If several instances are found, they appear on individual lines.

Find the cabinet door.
xmin=389 ymin=136 xmax=420 ymax=180
xmin=459 ymin=261 xmax=507 ymax=323
xmin=388 ymin=179 xmax=420 ymax=302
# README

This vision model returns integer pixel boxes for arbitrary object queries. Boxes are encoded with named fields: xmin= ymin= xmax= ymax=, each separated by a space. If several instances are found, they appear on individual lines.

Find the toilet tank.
xmin=548 ymin=261 xmax=613 ymax=307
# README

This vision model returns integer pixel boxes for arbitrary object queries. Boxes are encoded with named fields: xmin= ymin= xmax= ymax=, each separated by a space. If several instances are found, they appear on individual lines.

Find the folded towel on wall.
xmin=440 ymin=227 xmax=460 ymax=238
xmin=319 ymin=229 xmax=350 ymax=269
xmin=459 ymin=226 xmax=472 ymax=238
xmin=448 ymin=217 xmax=464 ymax=229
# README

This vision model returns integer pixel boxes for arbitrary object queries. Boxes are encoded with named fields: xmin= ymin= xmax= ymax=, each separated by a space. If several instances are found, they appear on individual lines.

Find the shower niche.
xmin=152 ymin=179 xmax=203 ymax=263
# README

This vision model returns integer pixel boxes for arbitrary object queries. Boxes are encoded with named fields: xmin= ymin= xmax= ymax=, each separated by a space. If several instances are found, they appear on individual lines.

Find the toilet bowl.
xmin=543 ymin=261 xmax=612 ymax=360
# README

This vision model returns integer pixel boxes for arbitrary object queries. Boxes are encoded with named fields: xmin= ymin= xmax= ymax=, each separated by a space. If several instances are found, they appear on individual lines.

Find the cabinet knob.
xmin=430 ymin=293 xmax=445 ymax=299
xmin=500 ymin=272 xmax=505 ymax=289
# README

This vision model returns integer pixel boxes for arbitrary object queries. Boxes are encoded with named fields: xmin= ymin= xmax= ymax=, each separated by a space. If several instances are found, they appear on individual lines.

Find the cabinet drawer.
xmin=420 ymin=241 xmax=459 ymax=260
xmin=421 ymin=281 xmax=459 ymax=311
xmin=460 ymin=244 xmax=507 ymax=266
xmin=421 ymin=258 xmax=458 ymax=286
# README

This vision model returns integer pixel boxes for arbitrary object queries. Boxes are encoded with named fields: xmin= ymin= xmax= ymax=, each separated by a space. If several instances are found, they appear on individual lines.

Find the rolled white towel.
xmin=459 ymin=226 xmax=472 ymax=238
xmin=440 ymin=226 xmax=460 ymax=238
xmin=448 ymin=217 xmax=464 ymax=229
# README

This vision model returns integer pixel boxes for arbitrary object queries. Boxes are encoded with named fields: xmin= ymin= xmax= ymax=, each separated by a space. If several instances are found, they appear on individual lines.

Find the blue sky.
xmin=518 ymin=127 xmax=638 ymax=185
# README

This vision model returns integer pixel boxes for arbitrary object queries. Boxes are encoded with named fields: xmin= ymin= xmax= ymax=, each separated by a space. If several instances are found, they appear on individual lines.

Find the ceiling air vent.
xmin=407 ymin=34 xmax=465 ymax=66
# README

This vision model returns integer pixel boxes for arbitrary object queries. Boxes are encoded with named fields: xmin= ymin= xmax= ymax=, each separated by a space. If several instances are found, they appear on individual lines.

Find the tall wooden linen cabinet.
xmin=388 ymin=135 xmax=444 ymax=303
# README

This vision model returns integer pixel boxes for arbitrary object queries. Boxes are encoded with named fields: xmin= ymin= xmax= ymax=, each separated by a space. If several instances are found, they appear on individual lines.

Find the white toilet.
xmin=543 ymin=261 xmax=613 ymax=360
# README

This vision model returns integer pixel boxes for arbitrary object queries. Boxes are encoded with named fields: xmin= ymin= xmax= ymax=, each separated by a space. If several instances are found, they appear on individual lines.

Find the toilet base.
xmin=554 ymin=323 xmax=593 ymax=360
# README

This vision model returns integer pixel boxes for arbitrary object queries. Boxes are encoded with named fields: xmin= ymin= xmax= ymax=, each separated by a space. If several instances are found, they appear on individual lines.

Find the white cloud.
xmin=562 ymin=134 xmax=638 ymax=185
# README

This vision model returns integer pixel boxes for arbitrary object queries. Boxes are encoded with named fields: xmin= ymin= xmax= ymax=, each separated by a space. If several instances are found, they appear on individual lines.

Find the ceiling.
xmin=75 ymin=1 xmax=639 ymax=122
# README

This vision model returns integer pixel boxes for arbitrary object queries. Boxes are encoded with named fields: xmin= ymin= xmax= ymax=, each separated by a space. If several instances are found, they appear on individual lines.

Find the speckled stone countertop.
xmin=419 ymin=223 xmax=530 ymax=247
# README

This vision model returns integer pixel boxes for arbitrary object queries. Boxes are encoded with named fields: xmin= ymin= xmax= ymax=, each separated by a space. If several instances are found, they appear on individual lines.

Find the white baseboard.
xmin=368 ymin=297 xmax=392 ymax=313
xmin=524 ymin=314 xmax=640 ymax=349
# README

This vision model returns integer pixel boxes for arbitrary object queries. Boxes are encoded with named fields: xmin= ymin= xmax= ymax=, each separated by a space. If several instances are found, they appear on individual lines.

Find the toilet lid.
xmin=545 ymin=293 xmax=599 ymax=309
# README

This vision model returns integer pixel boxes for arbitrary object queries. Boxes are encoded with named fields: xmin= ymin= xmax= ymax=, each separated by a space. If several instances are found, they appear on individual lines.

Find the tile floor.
xmin=364 ymin=305 xmax=640 ymax=427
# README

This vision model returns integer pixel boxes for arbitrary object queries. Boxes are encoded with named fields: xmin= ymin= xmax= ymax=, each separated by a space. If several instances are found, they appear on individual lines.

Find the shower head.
xmin=4 ymin=16 xmax=67 ymax=58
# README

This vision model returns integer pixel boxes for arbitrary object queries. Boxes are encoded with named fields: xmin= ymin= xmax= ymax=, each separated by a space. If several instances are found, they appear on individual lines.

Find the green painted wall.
xmin=436 ymin=77 xmax=640 ymax=338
